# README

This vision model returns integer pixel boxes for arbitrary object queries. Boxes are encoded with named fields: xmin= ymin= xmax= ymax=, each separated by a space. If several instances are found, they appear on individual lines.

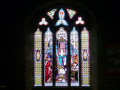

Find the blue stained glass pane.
xmin=55 ymin=9 xmax=68 ymax=26
xmin=70 ymin=27 xmax=79 ymax=86
xmin=55 ymin=27 xmax=68 ymax=86
xmin=44 ymin=27 xmax=53 ymax=86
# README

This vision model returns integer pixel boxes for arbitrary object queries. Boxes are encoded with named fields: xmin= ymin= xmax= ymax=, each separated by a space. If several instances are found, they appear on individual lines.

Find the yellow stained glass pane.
xmin=34 ymin=28 xmax=42 ymax=86
xmin=81 ymin=27 xmax=90 ymax=86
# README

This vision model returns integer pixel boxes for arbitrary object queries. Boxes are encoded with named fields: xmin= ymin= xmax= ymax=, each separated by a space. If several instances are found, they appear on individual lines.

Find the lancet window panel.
xmin=81 ymin=27 xmax=90 ymax=86
xmin=70 ymin=27 xmax=79 ymax=86
xmin=34 ymin=28 xmax=42 ymax=86
xmin=44 ymin=27 xmax=53 ymax=86
xmin=55 ymin=27 xmax=68 ymax=86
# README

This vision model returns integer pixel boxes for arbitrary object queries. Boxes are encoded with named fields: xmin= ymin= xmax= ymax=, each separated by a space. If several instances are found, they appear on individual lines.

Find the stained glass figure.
xmin=55 ymin=9 xmax=68 ymax=26
xmin=34 ymin=28 xmax=42 ymax=86
xmin=47 ymin=9 xmax=57 ymax=20
xmin=70 ymin=27 xmax=79 ymax=86
xmin=44 ymin=27 xmax=53 ymax=86
xmin=66 ymin=8 xmax=76 ymax=19
xmin=75 ymin=17 xmax=85 ymax=25
xmin=39 ymin=18 xmax=48 ymax=25
xmin=55 ymin=27 xmax=68 ymax=86
xmin=81 ymin=27 xmax=90 ymax=86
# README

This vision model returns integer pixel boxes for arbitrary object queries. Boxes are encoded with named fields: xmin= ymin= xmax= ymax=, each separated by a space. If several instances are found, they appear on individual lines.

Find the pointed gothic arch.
xmin=24 ymin=1 xmax=97 ymax=90
xmin=34 ymin=8 xmax=90 ymax=87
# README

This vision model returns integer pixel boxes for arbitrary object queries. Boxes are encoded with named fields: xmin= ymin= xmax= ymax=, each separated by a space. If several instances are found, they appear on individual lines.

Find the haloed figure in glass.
xmin=71 ymin=51 xmax=79 ymax=82
xmin=70 ymin=27 xmax=79 ymax=86
xmin=56 ymin=28 xmax=68 ymax=86
xmin=44 ymin=27 xmax=53 ymax=86
xmin=56 ymin=39 xmax=68 ymax=84
xmin=45 ymin=53 xmax=53 ymax=83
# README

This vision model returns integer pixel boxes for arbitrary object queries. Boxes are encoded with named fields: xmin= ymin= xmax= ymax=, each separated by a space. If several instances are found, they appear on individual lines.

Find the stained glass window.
xmin=55 ymin=9 xmax=68 ymax=26
xmin=70 ymin=27 xmax=79 ymax=86
xmin=44 ymin=27 xmax=53 ymax=86
xmin=47 ymin=9 xmax=57 ymax=20
xmin=75 ymin=17 xmax=85 ymax=25
xmin=34 ymin=8 xmax=91 ymax=87
xmin=81 ymin=27 xmax=90 ymax=86
xmin=55 ymin=27 xmax=68 ymax=86
xmin=66 ymin=8 xmax=76 ymax=19
xmin=39 ymin=18 xmax=48 ymax=25
xmin=34 ymin=28 xmax=42 ymax=86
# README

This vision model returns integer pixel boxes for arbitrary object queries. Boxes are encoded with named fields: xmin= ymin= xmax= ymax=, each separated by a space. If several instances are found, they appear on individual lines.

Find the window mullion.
xmin=53 ymin=29 xmax=56 ymax=87
xmin=42 ymin=30 xmax=45 ymax=86
xmin=67 ymin=30 xmax=70 ymax=87
xmin=79 ymin=29 xmax=81 ymax=88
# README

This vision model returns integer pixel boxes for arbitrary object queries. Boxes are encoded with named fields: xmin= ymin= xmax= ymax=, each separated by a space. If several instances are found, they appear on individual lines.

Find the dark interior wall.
xmin=96 ymin=1 xmax=120 ymax=90
xmin=2 ymin=0 xmax=120 ymax=90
